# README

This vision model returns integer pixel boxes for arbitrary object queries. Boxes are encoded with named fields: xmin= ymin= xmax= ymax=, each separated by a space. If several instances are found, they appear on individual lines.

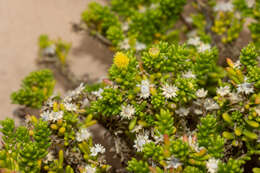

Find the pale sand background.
xmin=0 ymin=0 xmax=113 ymax=120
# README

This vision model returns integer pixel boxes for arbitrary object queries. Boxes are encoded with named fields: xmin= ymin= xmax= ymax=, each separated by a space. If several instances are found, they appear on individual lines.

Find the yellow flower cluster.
xmin=113 ymin=52 xmax=129 ymax=68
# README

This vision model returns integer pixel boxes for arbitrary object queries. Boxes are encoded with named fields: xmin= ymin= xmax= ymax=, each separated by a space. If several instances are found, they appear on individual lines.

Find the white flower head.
xmin=182 ymin=71 xmax=196 ymax=79
xmin=217 ymin=86 xmax=230 ymax=97
xmin=44 ymin=151 xmax=55 ymax=163
xmin=134 ymin=131 xmax=151 ymax=152
xmin=166 ymin=156 xmax=182 ymax=169
xmin=187 ymin=37 xmax=201 ymax=46
xmin=84 ymin=165 xmax=96 ymax=173
xmin=196 ymin=88 xmax=208 ymax=98
xmin=229 ymin=92 xmax=242 ymax=103
xmin=162 ymin=83 xmax=179 ymax=99
xmin=50 ymin=111 xmax=64 ymax=121
xmin=76 ymin=128 xmax=92 ymax=142
xmin=187 ymin=135 xmax=204 ymax=152
xmin=175 ymin=107 xmax=190 ymax=116
xmin=90 ymin=144 xmax=105 ymax=157
xmin=92 ymin=88 xmax=104 ymax=99
xmin=237 ymin=82 xmax=254 ymax=95
xmin=255 ymin=105 xmax=260 ymax=116
xmin=234 ymin=60 xmax=241 ymax=69
xmin=136 ymin=41 xmax=147 ymax=51
xmin=214 ymin=2 xmax=234 ymax=12
xmin=120 ymin=104 xmax=135 ymax=120
xmin=206 ymin=158 xmax=219 ymax=173
xmin=198 ymin=43 xmax=211 ymax=53
xmin=64 ymin=102 xmax=77 ymax=111
xmin=122 ymin=22 xmax=129 ymax=31
xmin=40 ymin=110 xmax=52 ymax=121
xmin=120 ymin=39 xmax=131 ymax=50
xmin=137 ymin=80 xmax=151 ymax=99
xmin=64 ymin=83 xmax=85 ymax=102
xmin=82 ymin=98 xmax=90 ymax=107
xmin=204 ymin=99 xmax=219 ymax=111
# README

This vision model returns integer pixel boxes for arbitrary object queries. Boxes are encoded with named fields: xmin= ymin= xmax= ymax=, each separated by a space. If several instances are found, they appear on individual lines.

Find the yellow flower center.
xmin=114 ymin=52 xmax=129 ymax=68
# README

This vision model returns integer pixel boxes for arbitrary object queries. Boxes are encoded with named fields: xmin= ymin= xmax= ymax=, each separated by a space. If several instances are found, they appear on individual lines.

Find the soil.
xmin=0 ymin=0 xmax=113 ymax=122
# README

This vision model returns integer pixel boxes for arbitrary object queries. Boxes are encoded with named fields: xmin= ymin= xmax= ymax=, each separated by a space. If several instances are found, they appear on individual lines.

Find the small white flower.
xmin=229 ymin=92 xmax=242 ymax=103
xmin=151 ymin=129 xmax=164 ymax=144
xmin=136 ymin=41 xmax=146 ymax=51
xmin=92 ymin=88 xmax=104 ymax=99
xmin=64 ymin=83 xmax=85 ymax=102
xmin=50 ymin=111 xmax=64 ymax=121
xmin=198 ymin=43 xmax=211 ymax=53
xmin=120 ymin=39 xmax=131 ymax=50
xmin=166 ymin=156 xmax=182 ymax=169
xmin=82 ymin=98 xmax=90 ymax=107
xmin=182 ymin=71 xmax=196 ymax=79
xmin=90 ymin=144 xmax=105 ymax=157
xmin=234 ymin=60 xmax=241 ymax=69
xmin=187 ymin=37 xmax=201 ymax=46
xmin=44 ymin=151 xmax=55 ymax=163
xmin=120 ymin=104 xmax=135 ymax=119
xmin=196 ymin=88 xmax=208 ymax=98
xmin=130 ymin=125 xmax=143 ymax=133
xmin=84 ymin=165 xmax=96 ymax=173
xmin=43 ymin=44 xmax=56 ymax=57
xmin=187 ymin=135 xmax=203 ymax=152
xmin=187 ymin=30 xmax=197 ymax=38
xmin=204 ymin=99 xmax=219 ymax=111
xmin=186 ymin=17 xmax=193 ymax=23
xmin=237 ymin=82 xmax=254 ymax=94
xmin=175 ymin=107 xmax=190 ymax=116
xmin=214 ymin=2 xmax=233 ymax=12
xmin=246 ymin=0 xmax=255 ymax=8
xmin=40 ymin=110 xmax=52 ymax=121
xmin=206 ymin=158 xmax=219 ymax=173
xmin=161 ymin=83 xmax=179 ymax=99
xmin=139 ymin=6 xmax=146 ymax=13
xmin=134 ymin=131 xmax=151 ymax=152
xmin=216 ymin=86 xmax=230 ymax=97
xmin=76 ymin=128 xmax=92 ymax=142
xmin=64 ymin=102 xmax=77 ymax=111
xmin=137 ymin=80 xmax=151 ymax=99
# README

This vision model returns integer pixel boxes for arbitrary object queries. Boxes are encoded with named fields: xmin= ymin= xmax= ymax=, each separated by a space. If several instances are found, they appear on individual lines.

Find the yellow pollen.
xmin=114 ymin=52 xmax=129 ymax=68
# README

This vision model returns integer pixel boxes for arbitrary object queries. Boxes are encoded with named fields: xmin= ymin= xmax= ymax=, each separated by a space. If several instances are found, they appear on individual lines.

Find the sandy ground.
xmin=0 ymin=0 xmax=113 ymax=121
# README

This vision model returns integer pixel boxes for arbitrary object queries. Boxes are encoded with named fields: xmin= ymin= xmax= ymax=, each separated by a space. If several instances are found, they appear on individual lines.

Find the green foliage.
xmin=11 ymin=69 xmax=55 ymax=108
xmin=240 ymin=43 xmax=259 ymax=68
xmin=127 ymin=158 xmax=150 ymax=173
xmin=218 ymin=158 xmax=245 ymax=173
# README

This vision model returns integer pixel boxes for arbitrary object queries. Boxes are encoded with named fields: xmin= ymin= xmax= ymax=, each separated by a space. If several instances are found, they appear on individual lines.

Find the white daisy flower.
xmin=229 ymin=92 xmax=242 ymax=103
xmin=84 ymin=165 xmax=96 ymax=173
xmin=120 ymin=39 xmax=131 ymax=50
xmin=206 ymin=158 xmax=219 ymax=173
xmin=161 ymin=83 xmax=179 ymax=99
xmin=166 ymin=156 xmax=182 ymax=169
xmin=204 ymin=99 xmax=219 ymax=111
xmin=137 ymin=80 xmax=151 ymax=99
xmin=187 ymin=135 xmax=203 ymax=152
xmin=136 ymin=41 xmax=146 ymax=51
xmin=64 ymin=102 xmax=77 ymax=111
xmin=64 ymin=83 xmax=85 ymax=102
xmin=134 ymin=131 xmax=151 ymax=152
xmin=194 ymin=109 xmax=203 ymax=115
xmin=50 ymin=111 xmax=64 ymax=121
xmin=76 ymin=128 xmax=92 ymax=142
xmin=214 ymin=2 xmax=233 ymax=12
xmin=183 ymin=71 xmax=196 ymax=79
xmin=187 ymin=37 xmax=201 ymax=46
xmin=151 ymin=129 xmax=164 ymax=144
xmin=175 ymin=107 xmax=190 ymax=116
xmin=196 ymin=88 xmax=208 ymax=98
xmin=237 ymin=82 xmax=254 ymax=94
xmin=198 ymin=43 xmax=211 ymax=53
xmin=90 ymin=144 xmax=105 ymax=157
xmin=120 ymin=104 xmax=135 ymax=119
xmin=92 ymin=88 xmax=104 ymax=99
xmin=40 ymin=110 xmax=52 ymax=121
xmin=44 ymin=151 xmax=55 ymax=163
xmin=216 ymin=86 xmax=230 ymax=97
